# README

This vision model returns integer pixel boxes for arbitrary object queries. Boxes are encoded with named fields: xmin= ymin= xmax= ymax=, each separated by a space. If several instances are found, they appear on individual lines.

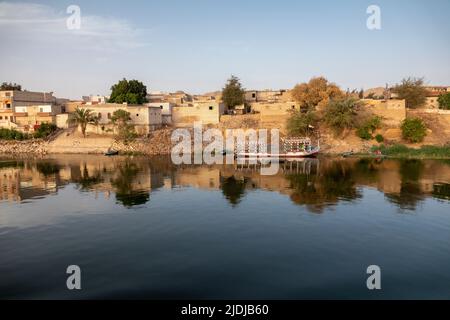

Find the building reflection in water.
xmin=1 ymin=155 xmax=449 ymax=212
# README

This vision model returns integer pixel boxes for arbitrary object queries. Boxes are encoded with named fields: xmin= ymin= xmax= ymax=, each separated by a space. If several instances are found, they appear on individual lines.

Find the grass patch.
xmin=371 ymin=144 xmax=450 ymax=159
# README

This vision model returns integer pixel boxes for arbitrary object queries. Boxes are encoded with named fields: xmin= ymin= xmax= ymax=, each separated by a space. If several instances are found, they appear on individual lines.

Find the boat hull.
xmin=237 ymin=148 xmax=320 ymax=158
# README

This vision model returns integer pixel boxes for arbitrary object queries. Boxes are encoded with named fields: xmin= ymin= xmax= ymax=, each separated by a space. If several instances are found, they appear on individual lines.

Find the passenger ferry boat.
xmin=236 ymin=137 xmax=320 ymax=158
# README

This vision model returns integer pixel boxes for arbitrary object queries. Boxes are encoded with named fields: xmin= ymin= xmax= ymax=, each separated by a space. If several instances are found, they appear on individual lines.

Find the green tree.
xmin=221 ymin=75 xmax=245 ymax=110
xmin=111 ymin=109 xmax=137 ymax=142
xmin=392 ymin=77 xmax=428 ymax=108
xmin=401 ymin=117 xmax=427 ymax=143
xmin=437 ymin=92 xmax=450 ymax=110
xmin=323 ymin=98 xmax=359 ymax=135
xmin=291 ymin=77 xmax=344 ymax=111
xmin=0 ymin=82 xmax=22 ymax=91
xmin=287 ymin=110 xmax=317 ymax=137
xmin=109 ymin=78 xmax=148 ymax=104
xmin=71 ymin=107 xmax=95 ymax=137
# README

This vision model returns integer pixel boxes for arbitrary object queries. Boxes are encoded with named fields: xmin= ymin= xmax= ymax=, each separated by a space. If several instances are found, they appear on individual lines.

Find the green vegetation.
xmin=0 ymin=82 xmax=22 ymax=91
xmin=437 ymin=92 xmax=450 ymax=110
xmin=287 ymin=110 xmax=317 ymax=137
xmin=70 ymin=107 xmax=97 ymax=137
xmin=323 ymin=98 xmax=359 ymax=135
xmin=371 ymin=144 xmax=450 ymax=159
xmin=392 ymin=77 xmax=428 ymax=108
xmin=291 ymin=76 xmax=343 ymax=111
xmin=356 ymin=126 xmax=372 ymax=140
xmin=221 ymin=75 xmax=245 ymax=110
xmin=401 ymin=117 xmax=427 ymax=143
xmin=375 ymin=134 xmax=384 ymax=143
xmin=109 ymin=78 xmax=148 ymax=104
xmin=0 ymin=128 xmax=31 ymax=140
xmin=0 ymin=123 xmax=56 ymax=140
xmin=111 ymin=109 xmax=137 ymax=142
xmin=356 ymin=116 xmax=383 ymax=140
xmin=33 ymin=123 xmax=57 ymax=138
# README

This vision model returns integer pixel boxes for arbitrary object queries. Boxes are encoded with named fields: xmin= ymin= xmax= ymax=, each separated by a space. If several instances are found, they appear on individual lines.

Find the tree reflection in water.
xmin=1 ymin=156 xmax=449 ymax=212
xmin=73 ymin=164 xmax=104 ymax=191
xmin=287 ymin=160 xmax=362 ymax=213
xmin=220 ymin=176 xmax=248 ymax=207
xmin=385 ymin=159 xmax=425 ymax=211
xmin=111 ymin=161 xmax=149 ymax=207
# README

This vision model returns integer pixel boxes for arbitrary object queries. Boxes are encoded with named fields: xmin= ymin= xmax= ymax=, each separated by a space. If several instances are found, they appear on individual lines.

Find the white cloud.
xmin=0 ymin=2 xmax=150 ymax=51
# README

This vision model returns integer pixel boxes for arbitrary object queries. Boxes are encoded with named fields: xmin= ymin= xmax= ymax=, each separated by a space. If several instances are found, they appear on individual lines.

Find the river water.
xmin=0 ymin=155 xmax=449 ymax=299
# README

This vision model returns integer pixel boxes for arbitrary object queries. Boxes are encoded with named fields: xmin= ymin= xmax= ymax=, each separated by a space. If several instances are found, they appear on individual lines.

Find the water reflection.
xmin=0 ymin=155 xmax=449 ymax=212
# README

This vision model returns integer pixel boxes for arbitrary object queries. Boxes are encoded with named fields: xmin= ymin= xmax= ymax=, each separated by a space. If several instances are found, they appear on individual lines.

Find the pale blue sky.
xmin=0 ymin=0 xmax=449 ymax=99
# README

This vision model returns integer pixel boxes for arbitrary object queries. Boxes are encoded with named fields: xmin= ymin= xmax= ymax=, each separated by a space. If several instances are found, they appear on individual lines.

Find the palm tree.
xmin=71 ymin=107 xmax=94 ymax=137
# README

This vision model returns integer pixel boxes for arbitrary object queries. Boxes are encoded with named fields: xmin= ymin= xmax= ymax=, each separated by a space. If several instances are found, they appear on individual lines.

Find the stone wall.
xmin=361 ymin=99 xmax=406 ymax=126
xmin=172 ymin=102 xmax=223 ymax=126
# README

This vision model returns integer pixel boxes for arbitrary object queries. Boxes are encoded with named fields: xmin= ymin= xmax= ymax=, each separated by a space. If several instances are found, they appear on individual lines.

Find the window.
xmin=107 ymin=113 xmax=111 ymax=119
xmin=39 ymin=107 xmax=44 ymax=113
xmin=252 ymin=93 xmax=256 ymax=98
xmin=10 ymin=116 xmax=14 ymax=121
xmin=160 ymin=105 xmax=163 ymax=109
xmin=292 ymin=105 xmax=295 ymax=109
xmin=0 ymin=116 xmax=2 ymax=120
xmin=136 ymin=114 xmax=139 ymax=117
xmin=5 ymin=92 xmax=11 ymax=97
xmin=98 ymin=112 xmax=102 ymax=119
xmin=6 ymin=103 xmax=11 ymax=109
xmin=209 ymin=106 xmax=213 ymax=110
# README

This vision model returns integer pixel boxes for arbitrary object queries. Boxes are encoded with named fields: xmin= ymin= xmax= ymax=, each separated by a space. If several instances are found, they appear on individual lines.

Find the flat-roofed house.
xmin=172 ymin=101 xmax=225 ymax=127
xmin=147 ymin=102 xmax=174 ymax=124
xmin=67 ymin=103 xmax=162 ymax=135
xmin=0 ymin=90 xmax=62 ymax=131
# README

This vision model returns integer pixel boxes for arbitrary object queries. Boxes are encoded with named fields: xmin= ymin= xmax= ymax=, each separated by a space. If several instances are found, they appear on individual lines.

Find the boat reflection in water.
xmin=1 ymin=155 xmax=449 ymax=212
xmin=1 ymin=155 xmax=450 ymax=299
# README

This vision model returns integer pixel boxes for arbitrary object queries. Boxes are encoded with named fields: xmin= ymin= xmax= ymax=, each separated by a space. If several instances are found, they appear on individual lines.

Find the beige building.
xmin=172 ymin=101 xmax=225 ymax=127
xmin=147 ymin=102 xmax=174 ymax=124
xmin=82 ymin=95 xmax=109 ymax=104
xmin=0 ymin=90 xmax=62 ymax=131
xmin=245 ymin=89 xmax=292 ymax=103
xmin=66 ymin=102 xmax=162 ymax=135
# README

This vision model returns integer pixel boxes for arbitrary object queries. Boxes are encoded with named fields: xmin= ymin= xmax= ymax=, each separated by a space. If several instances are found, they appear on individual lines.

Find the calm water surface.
xmin=0 ymin=155 xmax=449 ymax=299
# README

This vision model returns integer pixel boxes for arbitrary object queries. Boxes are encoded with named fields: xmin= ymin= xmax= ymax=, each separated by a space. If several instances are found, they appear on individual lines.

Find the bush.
xmin=375 ymin=134 xmax=384 ymax=143
xmin=356 ymin=116 xmax=383 ymax=140
xmin=437 ymin=93 xmax=450 ymax=110
xmin=366 ymin=116 xmax=382 ymax=132
xmin=33 ymin=122 xmax=57 ymax=138
xmin=356 ymin=126 xmax=372 ymax=140
xmin=0 ymin=128 xmax=31 ymax=140
xmin=401 ymin=118 xmax=427 ymax=143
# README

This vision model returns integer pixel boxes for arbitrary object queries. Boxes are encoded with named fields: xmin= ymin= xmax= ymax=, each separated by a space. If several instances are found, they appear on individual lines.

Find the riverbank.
xmin=370 ymin=144 xmax=450 ymax=159
xmin=1 ymin=128 xmax=450 ymax=159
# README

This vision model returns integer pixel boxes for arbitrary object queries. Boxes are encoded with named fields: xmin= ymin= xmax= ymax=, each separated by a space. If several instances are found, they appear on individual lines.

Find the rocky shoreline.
xmin=0 ymin=128 xmax=174 ymax=156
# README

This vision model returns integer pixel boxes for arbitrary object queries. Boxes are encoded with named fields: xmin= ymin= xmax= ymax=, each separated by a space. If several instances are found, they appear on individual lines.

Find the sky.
xmin=0 ymin=0 xmax=449 ymax=99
